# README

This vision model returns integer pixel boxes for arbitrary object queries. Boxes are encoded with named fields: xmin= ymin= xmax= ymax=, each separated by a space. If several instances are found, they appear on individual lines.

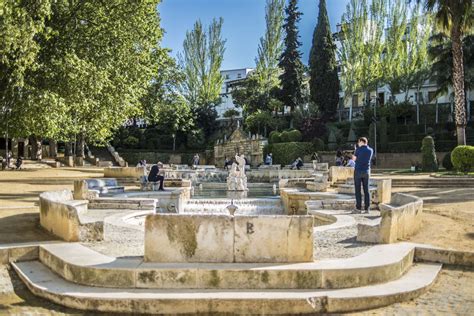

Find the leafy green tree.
xmin=417 ymin=0 xmax=473 ymax=145
xmin=338 ymin=0 xmax=366 ymax=120
xmin=23 ymin=0 xmax=166 ymax=157
xmin=255 ymin=0 xmax=285 ymax=94
xmin=309 ymin=0 xmax=340 ymax=120
xmin=429 ymin=33 xmax=474 ymax=99
xmin=142 ymin=55 xmax=194 ymax=139
xmin=382 ymin=0 xmax=409 ymax=99
xmin=0 ymin=0 xmax=57 ymax=157
xmin=339 ymin=0 xmax=386 ymax=111
xmin=279 ymin=0 xmax=305 ymax=113
xmin=178 ymin=18 xmax=226 ymax=139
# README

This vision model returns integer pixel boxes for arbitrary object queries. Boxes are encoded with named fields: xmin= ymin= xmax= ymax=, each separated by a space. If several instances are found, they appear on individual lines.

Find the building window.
xmin=428 ymin=91 xmax=437 ymax=103
xmin=352 ymin=94 xmax=358 ymax=108
xmin=237 ymin=73 xmax=242 ymax=79
xmin=415 ymin=92 xmax=423 ymax=103
xmin=225 ymin=74 xmax=230 ymax=80
xmin=378 ymin=92 xmax=385 ymax=106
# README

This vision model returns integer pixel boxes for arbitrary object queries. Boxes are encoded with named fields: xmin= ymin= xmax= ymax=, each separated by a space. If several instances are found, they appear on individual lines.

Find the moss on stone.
xmin=166 ymin=218 xmax=198 ymax=258
xmin=208 ymin=270 xmax=221 ymax=287
xmin=261 ymin=271 xmax=269 ymax=284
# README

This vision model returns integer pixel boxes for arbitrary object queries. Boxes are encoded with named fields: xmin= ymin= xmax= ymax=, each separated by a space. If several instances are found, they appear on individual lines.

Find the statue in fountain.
xmin=227 ymin=154 xmax=248 ymax=191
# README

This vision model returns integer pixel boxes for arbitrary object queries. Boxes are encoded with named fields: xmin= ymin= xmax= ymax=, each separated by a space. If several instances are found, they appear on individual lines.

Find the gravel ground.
xmin=314 ymin=211 xmax=380 ymax=259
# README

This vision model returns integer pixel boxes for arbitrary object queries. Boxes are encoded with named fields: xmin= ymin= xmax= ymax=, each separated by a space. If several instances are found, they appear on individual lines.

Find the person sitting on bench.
xmin=147 ymin=162 xmax=165 ymax=191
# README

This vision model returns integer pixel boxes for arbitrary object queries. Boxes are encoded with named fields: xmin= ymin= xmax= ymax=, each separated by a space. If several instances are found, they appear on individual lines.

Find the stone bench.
xmin=337 ymin=178 xmax=392 ymax=205
xmin=357 ymin=193 xmax=423 ymax=244
xmin=84 ymin=178 xmax=124 ymax=196
xmin=39 ymin=190 xmax=99 ymax=242
xmin=283 ymin=163 xmax=313 ymax=170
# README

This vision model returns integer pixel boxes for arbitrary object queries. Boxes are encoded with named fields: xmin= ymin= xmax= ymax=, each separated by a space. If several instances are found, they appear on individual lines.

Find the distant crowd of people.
xmin=335 ymin=150 xmax=355 ymax=168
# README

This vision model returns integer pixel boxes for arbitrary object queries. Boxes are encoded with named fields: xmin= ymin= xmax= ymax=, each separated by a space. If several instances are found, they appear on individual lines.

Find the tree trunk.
xmin=31 ymin=137 xmax=42 ymax=160
xmin=49 ymin=139 xmax=57 ymax=158
xmin=65 ymin=142 xmax=73 ymax=157
xmin=75 ymin=134 xmax=85 ymax=158
xmin=451 ymin=25 xmax=467 ymax=145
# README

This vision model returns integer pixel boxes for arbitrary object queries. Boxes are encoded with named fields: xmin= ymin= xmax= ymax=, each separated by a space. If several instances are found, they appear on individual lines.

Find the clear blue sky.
xmin=158 ymin=0 xmax=350 ymax=70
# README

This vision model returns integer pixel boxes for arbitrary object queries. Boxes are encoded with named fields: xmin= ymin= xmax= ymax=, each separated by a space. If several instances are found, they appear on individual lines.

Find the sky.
xmin=158 ymin=0 xmax=350 ymax=70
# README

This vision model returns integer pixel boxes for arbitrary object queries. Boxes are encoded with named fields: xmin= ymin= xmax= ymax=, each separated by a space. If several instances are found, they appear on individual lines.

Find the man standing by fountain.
xmin=352 ymin=137 xmax=373 ymax=213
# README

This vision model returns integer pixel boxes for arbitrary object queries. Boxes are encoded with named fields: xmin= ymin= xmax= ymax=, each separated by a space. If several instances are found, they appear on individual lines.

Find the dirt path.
xmin=394 ymin=187 xmax=474 ymax=252
xmin=0 ymin=167 xmax=103 ymax=244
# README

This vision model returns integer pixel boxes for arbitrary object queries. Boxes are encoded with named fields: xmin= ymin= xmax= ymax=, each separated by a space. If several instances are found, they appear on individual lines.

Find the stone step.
xmin=38 ymin=243 xmax=417 ymax=290
xmin=12 ymin=260 xmax=441 ymax=314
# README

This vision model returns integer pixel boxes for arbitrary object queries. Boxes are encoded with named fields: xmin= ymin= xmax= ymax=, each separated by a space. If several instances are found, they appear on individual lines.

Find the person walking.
xmin=352 ymin=137 xmax=373 ymax=213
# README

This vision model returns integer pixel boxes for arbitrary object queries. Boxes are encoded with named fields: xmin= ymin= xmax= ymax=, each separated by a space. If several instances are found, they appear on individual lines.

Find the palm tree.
xmin=419 ymin=0 xmax=472 ymax=145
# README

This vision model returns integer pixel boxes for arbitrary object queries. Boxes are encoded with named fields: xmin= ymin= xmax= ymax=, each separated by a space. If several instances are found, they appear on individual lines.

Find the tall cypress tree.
xmin=279 ymin=0 xmax=305 ymax=113
xmin=309 ymin=0 xmax=340 ymax=120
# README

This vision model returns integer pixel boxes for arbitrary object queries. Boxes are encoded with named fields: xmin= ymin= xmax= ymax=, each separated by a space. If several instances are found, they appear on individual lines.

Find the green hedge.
xmin=451 ymin=145 xmax=474 ymax=172
xmin=269 ymin=130 xmax=302 ymax=144
xmin=421 ymin=136 xmax=438 ymax=171
xmin=381 ymin=140 xmax=458 ymax=153
xmin=265 ymin=142 xmax=315 ymax=165
xmin=442 ymin=152 xmax=453 ymax=170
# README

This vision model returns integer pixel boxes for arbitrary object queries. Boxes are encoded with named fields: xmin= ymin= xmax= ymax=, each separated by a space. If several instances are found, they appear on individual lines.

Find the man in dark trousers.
xmin=352 ymin=137 xmax=373 ymax=213
xmin=147 ymin=162 xmax=165 ymax=191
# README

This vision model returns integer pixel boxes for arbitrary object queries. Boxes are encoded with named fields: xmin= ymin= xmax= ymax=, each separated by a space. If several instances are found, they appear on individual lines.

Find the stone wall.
xmin=318 ymin=152 xmax=449 ymax=169
xmin=103 ymin=167 xmax=145 ymax=179
xmin=144 ymin=214 xmax=313 ymax=263
xmin=329 ymin=167 xmax=354 ymax=185
xmin=247 ymin=169 xmax=315 ymax=183
xmin=357 ymin=193 xmax=423 ymax=243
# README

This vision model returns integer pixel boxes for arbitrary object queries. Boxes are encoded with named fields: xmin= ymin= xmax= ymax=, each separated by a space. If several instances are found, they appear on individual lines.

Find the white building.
xmin=216 ymin=68 xmax=253 ymax=120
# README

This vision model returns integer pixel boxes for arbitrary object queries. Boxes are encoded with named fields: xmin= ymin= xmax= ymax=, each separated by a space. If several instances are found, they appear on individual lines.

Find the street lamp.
xmin=2 ymin=107 xmax=12 ymax=168
xmin=370 ymin=96 xmax=378 ymax=164
xmin=172 ymin=133 xmax=176 ymax=152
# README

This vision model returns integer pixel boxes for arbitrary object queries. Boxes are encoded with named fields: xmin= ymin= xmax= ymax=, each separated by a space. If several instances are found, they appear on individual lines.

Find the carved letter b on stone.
xmin=246 ymin=222 xmax=254 ymax=234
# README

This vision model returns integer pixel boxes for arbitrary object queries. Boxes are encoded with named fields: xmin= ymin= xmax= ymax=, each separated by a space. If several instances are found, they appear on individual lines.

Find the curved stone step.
xmin=12 ymin=260 xmax=441 ymax=314
xmin=38 ymin=243 xmax=416 ymax=289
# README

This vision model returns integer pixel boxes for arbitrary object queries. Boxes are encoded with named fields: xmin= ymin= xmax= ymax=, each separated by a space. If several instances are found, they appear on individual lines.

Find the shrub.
xmin=451 ymin=145 xmax=474 ymax=173
xmin=301 ymin=117 xmax=327 ymax=141
xmin=280 ymin=131 xmax=291 ymax=143
xmin=347 ymin=127 xmax=357 ymax=143
xmin=421 ymin=136 xmax=438 ymax=172
xmin=312 ymin=138 xmax=325 ymax=151
xmin=442 ymin=152 xmax=454 ymax=171
xmin=267 ymin=142 xmax=315 ymax=165
xmin=145 ymin=137 xmax=160 ymax=150
xmin=269 ymin=131 xmax=281 ymax=144
xmin=123 ymin=136 xmax=139 ymax=148
xmin=287 ymin=130 xmax=302 ymax=142
xmin=327 ymin=130 xmax=337 ymax=151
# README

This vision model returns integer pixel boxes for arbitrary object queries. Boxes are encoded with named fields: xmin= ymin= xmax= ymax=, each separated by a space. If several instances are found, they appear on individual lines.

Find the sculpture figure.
xmin=227 ymin=154 xmax=248 ymax=192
